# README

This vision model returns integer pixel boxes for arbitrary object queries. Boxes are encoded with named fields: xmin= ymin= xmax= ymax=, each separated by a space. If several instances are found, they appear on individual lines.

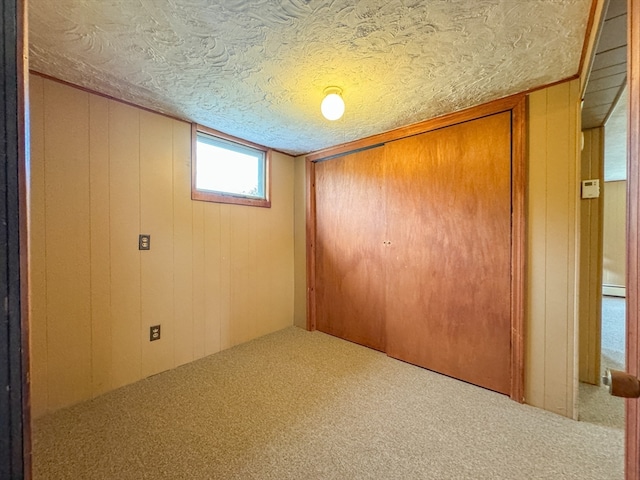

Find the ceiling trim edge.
xmin=29 ymin=70 xmax=296 ymax=159
xmin=579 ymin=0 xmax=610 ymax=97
xmin=304 ymin=74 xmax=579 ymax=161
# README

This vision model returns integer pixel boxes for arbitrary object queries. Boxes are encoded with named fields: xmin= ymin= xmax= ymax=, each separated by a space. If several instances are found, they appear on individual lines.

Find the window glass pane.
xmin=195 ymin=133 xmax=265 ymax=198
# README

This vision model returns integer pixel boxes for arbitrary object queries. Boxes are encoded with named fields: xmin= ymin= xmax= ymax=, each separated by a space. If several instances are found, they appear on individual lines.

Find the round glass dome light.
xmin=321 ymin=87 xmax=345 ymax=121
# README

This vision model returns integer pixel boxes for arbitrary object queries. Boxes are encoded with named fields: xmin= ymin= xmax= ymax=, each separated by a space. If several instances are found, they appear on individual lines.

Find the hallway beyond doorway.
xmin=579 ymin=296 xmax=625 ymax=429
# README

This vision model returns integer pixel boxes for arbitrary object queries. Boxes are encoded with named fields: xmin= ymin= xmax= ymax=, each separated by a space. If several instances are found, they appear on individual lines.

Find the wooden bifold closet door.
xmin=314 ymin=147 xmax=387 ymax=351
xmin=314 ymin=111 xmax=513 ymax=395
xmin=384 ymin=112 xmax=512 ymax=395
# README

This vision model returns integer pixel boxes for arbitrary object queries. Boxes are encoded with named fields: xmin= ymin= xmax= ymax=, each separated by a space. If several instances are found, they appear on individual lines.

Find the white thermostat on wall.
xmin=581 ymin=179 xmax=600 ymax=199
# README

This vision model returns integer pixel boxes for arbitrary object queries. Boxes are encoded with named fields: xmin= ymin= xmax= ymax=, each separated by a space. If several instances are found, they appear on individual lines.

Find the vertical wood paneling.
xmin=567 ymin=79 xmax=580 ymax=418
xmin=579 ymin=127 xmax=604 ymax=385
xmin=229 ymin=207 xmax=251 ymax=347
xmin=28 ymin=75 xmax=47 ymax=418
xmin=248 ymin=207 xmax=270 ymax=338
xmin=603 ymin=180 xmax=627 ymax=287
xmin=526 ymin=89 xmax=548 ymax=408
xmin=218 ymin=206 xmax=232 ymax=350
xmin=293 ymin=155 xmax=307 ymax=328
xmin=266 ymin=153 xmax=295 ymax=334
xmin=191 ymin=201 xmax=205 ymax=360
xmin=140 ymin=111 xmax=175 ymax=378
xmin=109 ymin=101 xmax=142 ymax=389
xmin=544 ymin=82 xmax=572 ymax=416
xmin=578 ymin=129 xmax=592 ymax=382
xmin=526 ymin=79 xmax=580 ymax=418
xmin=203 ymin=204 xmax=222 ymax=355
xmin=27 ymin=75 xmax=297 ymax=415
xmin=173 ymin=121 xmax=194 ymax=367
xmin=88 ymin=95 xmax=112 ymax=397
xmin=43 ymin=81 xmax=92 ymax=411
xmin=218 ymin=205 xmax=232 ymax=349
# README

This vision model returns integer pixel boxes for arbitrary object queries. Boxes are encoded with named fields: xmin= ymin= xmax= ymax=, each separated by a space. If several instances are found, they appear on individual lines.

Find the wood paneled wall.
xmin=603 ymin=180 xmax=627 ymax=292
xmin=29 ymin=75 xmax=295 ymax=418
xmin=579 ymin=127 xmax=604 ymax=385
xmin=293 ymin=156 xmax=307 ymax=328
xmin=526 ymin=79 xmax=581 ymax=418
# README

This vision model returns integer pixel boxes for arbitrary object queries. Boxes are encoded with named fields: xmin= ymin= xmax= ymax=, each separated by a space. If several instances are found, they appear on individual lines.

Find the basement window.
xmin=192 ymin=124 xmax=271 ymax=208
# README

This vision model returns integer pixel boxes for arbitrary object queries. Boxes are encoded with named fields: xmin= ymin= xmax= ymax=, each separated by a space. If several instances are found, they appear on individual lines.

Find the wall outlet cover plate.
xmin=139 ymin=234 xmax=151 ymax=250
xmin=150 ymin=325 xmax=161 ymax=341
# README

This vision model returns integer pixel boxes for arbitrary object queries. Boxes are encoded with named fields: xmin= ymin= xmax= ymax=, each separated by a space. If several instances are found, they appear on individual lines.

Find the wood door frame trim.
xmin=307 ymin=95 xmax=527 ymax=163
xmin=306 ymin=95 xmax=527 ymax=401
xmin=511 ymin=97 xmax=527 ymax=403
xmin=1 ymin=0 xmax=31 ymax=477
xmin=626 ymin=0 xmax=640 ymax=478
xmin=306 ymin=158 xmax=317 ymax=331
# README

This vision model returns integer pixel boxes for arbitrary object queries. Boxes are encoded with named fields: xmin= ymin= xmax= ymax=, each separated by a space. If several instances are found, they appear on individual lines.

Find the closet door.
xmin=314 ymin=147 xmax=387 ymax=351
xmin=385 ymin=112 xmax=512 ymax=394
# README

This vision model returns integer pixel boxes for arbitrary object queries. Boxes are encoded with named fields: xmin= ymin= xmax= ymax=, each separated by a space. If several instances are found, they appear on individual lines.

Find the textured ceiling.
xmin=29 ymin=0 xmax=592 ymax=156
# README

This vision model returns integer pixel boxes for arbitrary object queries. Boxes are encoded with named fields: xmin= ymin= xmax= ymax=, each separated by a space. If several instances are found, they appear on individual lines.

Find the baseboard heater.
xmin=603 ymin=284 xmax=626 ymax=298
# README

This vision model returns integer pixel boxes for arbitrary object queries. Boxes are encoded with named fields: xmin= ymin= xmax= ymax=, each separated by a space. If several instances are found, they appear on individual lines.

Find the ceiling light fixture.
xmin=321 ymin=87 xmax=345 ymax=121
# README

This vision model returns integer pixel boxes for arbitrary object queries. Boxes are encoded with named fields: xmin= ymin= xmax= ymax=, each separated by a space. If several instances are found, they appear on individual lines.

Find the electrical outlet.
xmin=139 ymin=234 xmax=151 ymax=250
xmin=150 ymin=325 xmax=161 ymax=341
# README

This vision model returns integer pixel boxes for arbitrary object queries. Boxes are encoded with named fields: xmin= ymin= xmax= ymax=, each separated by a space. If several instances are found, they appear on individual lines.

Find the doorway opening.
xmin=576 ymin=0 xmax=629 ymax=435
xmin=579 ymin=82 xmax=627 ymax=429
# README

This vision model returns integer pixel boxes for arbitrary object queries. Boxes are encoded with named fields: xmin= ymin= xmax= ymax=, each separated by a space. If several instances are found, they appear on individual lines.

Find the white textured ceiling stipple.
xmin=29 ymin=0 xmax=592 ymax=155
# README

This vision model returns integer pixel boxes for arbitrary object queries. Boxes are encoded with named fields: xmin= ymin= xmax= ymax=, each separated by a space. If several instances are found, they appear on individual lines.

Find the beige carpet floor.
xmin=33 ymin=327 xmax=623 ymax=479
xmin=578 ymin=296 xmax=626 ymax=429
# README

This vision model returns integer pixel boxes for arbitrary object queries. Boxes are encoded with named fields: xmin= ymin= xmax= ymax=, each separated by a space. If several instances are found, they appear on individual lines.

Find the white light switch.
xmin=581 ymin=179 xmax=600 ymax=199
